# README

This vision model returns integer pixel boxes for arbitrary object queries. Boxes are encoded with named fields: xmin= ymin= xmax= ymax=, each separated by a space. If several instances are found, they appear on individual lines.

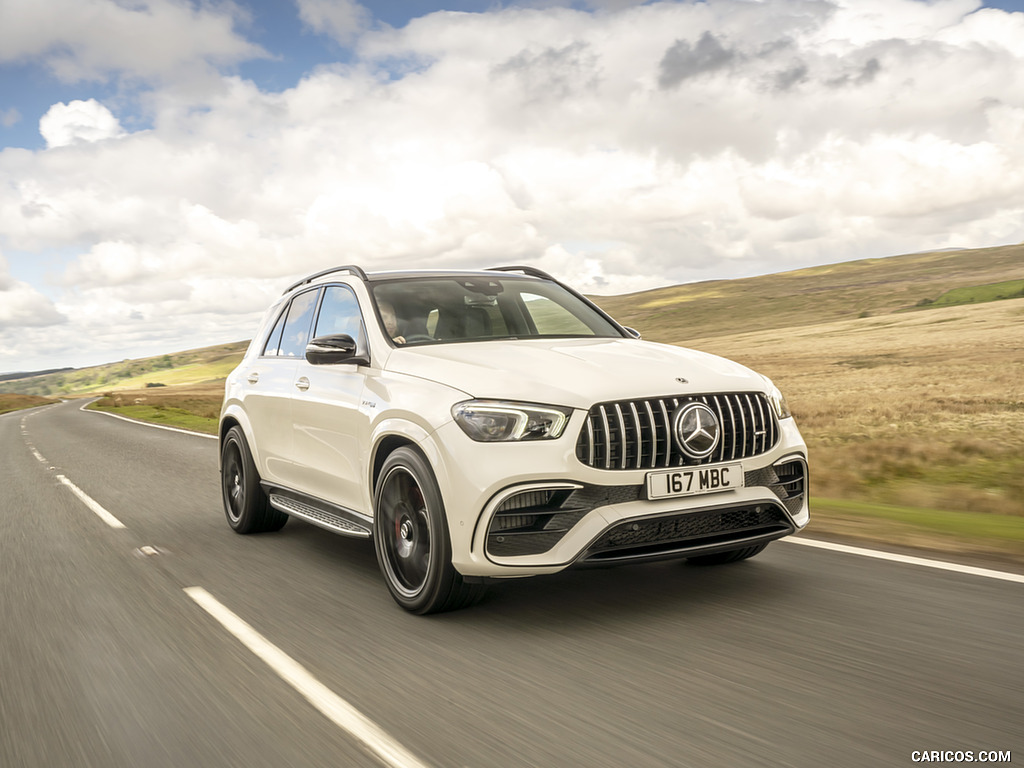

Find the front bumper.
xmin=429 ymin=413 xmax=809 ymax=578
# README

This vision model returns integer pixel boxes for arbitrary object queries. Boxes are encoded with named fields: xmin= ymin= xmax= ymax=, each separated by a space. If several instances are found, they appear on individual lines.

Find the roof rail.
xmin=283 ymin=265 xmax=368 ymax=295
xmin=487 ymin=265 xmax=556 ymax=280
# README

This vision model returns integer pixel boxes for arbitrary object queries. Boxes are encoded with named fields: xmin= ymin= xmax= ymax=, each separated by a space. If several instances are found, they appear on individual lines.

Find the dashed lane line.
xmin=184 ymin=587 xmax=433 ymax=768
xmin=56 ymin=474 xmax=127 ymax=530
xmin=20 ymin=413 xmax=127 ymax=529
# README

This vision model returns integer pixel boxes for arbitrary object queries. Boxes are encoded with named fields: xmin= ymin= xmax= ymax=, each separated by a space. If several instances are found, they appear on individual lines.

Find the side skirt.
xmin=261 ymin=483 xmax=373 ymax=539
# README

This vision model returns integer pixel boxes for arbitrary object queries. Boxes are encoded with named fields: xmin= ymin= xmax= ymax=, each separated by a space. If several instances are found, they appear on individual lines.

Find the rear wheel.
xmin=221 ymin=426 xmax=288 ymax=534
xmin=373 ymin=446 xmax=485 ymax=614
xmin=687 ymin=542 xmax=768 ymax=566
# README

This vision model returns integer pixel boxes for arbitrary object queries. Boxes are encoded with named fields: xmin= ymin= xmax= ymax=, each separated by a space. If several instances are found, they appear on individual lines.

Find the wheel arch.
xmin=218 ymin=405 xmax=260 ymax=469
xmin=368 ymin=418 xmax=447 ymax=496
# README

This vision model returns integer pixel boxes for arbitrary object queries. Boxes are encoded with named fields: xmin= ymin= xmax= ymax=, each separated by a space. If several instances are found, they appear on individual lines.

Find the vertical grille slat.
xmin=629 ymin=402 xmax=643 ymax=470
xmin=753 ymin=394 xmax=767 ymax=453
xmin=658 ymin=400 xmax=672 ymax=468
xmin=585 ymin=417 xmax=595 ymax=466
xmin=599 ymin=405 xmax=612 ymax=470
xmin=613 ymin=403 xmax=627 ymax=469
xmin=643 ymin=400 xmax=658 ymax=469
xmin=738 ymin=395 xmax=749 ymax=457
xmin=577 ymin=392 xmax=780 ymax=470
xmin=710 ymin=394 xmax=727 ymax=464
xmin=724 ymin=395 xmax=737 ymax=461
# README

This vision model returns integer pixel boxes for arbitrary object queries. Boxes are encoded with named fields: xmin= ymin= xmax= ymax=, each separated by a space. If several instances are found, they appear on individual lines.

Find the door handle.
xmin=295 ymin=377 xmax=310 ymax=392
xmin=247 ymin=372 xmax=260 ymax=384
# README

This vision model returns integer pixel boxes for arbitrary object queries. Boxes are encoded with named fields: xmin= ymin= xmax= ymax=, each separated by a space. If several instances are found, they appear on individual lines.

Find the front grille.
xmin=576 ymin=393 xmax=779 ymax=470
xmin=582 ymin=504 xmax=792 ymax=562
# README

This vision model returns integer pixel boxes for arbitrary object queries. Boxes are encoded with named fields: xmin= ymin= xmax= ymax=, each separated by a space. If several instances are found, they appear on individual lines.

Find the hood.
xmin=383 ymin=338 xmax=766 ymax=409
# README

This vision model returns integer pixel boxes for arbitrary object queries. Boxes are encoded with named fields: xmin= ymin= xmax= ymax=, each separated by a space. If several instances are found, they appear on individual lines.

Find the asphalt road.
xmin=2 ymin=399 xmax=1021 ymax=768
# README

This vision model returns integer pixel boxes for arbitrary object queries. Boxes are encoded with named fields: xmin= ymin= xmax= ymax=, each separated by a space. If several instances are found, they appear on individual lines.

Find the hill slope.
xmin=591 ymin=243 xmax=1024 ymax=343
xmin=1 ymin=341 xmax=248 ymax=397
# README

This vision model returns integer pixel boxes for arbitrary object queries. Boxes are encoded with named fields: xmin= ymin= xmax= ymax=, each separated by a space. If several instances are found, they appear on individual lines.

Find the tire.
xmin=687 ymin=542 xmax=768 ymax=566
xmin=221 ymin=426 xmax=288 ymax=534
xmin=373 ymin=446 xmax=485 ymax=614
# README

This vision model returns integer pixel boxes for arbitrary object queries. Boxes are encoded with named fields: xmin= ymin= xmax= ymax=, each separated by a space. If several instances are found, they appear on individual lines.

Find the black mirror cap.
xmin=305 ymin=334 xmax=369 ymax=366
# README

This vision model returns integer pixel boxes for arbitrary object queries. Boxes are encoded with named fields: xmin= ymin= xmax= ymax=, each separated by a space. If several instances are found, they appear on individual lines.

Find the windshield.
xmin=371 ymin=276 xmax=624 ymax=346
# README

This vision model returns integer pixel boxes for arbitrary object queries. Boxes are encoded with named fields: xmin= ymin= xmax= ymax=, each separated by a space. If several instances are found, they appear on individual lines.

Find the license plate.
xmin=646 ymin=462 xmax=744 ymax=500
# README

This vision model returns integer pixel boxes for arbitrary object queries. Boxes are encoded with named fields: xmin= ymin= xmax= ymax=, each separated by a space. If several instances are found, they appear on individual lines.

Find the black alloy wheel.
xmin=373 ymin=446 xmax=484 ymax=614
xmin=220 ymin=426 xmax=287 ymax=534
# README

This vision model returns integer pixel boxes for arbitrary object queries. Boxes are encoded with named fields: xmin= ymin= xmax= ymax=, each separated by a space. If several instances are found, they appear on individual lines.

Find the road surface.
xmin=2 ymin=400 xmax=1020 ymax=767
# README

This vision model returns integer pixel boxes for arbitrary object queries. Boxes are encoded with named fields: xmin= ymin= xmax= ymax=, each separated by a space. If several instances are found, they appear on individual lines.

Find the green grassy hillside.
xmin=1 ymin=341 xmax=248 ymax=397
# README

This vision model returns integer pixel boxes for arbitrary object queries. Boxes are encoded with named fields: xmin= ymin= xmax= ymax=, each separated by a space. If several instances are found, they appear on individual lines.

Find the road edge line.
xmin=183 ymin=587 xmax=432 ymax=768
xmin=783 ymin=537 xmax=1024 ymax=584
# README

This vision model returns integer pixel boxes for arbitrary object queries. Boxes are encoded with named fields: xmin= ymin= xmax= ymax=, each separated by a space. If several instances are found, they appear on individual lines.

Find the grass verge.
xmin=86 ymin=401 xmax=219 ymax=435
xmin=808 ymin=497 xmax=1024 ymax=564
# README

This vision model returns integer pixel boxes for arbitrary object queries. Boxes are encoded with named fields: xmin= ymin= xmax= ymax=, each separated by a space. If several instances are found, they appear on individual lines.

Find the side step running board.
xmin=267 ymin=492 xmax=372 ymax=539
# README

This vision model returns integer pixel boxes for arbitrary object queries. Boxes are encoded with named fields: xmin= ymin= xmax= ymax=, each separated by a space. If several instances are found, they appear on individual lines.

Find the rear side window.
xmin=268 ymin=289 xmax=320 ymax=358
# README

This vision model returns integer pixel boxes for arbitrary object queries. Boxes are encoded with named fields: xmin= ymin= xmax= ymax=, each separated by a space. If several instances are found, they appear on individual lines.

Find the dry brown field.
xmin=97 ymin=380 xmax=227 ymax=419
xmin=688 ymin=298 xmax=1024 ymax=518
xmin=0 ymin=394 xmax=56 ymax=415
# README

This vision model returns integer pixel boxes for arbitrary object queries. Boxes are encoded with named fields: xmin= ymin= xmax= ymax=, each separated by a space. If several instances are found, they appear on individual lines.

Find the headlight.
xmin=452 ymin=400 xmax=573 ymax=442
xmin=763 ymin=378 xmax=793 ymax=420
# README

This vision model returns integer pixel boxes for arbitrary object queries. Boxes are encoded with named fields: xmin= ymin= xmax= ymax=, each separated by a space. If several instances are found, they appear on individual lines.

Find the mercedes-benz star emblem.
xmin=673 ymin=402 xmax=721 ymax=459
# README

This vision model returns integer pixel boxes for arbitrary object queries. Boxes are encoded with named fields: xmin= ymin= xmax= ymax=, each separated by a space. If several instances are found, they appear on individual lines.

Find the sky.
xmin=2 ymin=0 xmax=1024 ymax=373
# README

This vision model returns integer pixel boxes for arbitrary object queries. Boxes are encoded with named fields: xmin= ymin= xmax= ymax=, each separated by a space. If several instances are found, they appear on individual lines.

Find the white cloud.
xmin=4 ymin=0 xmax=1024 ymax=369
xmin=39 ymin=99 xmax=126 ymax=148
xmin=1 ymin=108 xmax=20 ymax=128
xmin=296 ymin=0 xmax=371 ymax=45
xmin=0 ymin=0 xmax=265 ymax=82
xmin=0 ymin=252 xmax=66 ymax=329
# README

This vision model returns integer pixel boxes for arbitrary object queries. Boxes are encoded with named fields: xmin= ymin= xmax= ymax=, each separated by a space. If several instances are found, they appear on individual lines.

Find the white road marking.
xmin=184 ymin=587 xmax=433 ymax=768
xmin=785 ymin=537 xmax=1024 ymax=584
xmin=79 ymin=400 xmax=217 ymax=440
xmin=57 ymin=475 xmax=127 ymax=530
xmin=29 ymin=446 xmax=47 ymax=463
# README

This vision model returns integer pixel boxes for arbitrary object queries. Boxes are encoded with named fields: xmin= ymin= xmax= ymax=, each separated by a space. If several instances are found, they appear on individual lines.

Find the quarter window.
xmin=277 ymin=289 xmax=320 ymax=358
xmin=262 ymin=308 xmax=287 ymax=357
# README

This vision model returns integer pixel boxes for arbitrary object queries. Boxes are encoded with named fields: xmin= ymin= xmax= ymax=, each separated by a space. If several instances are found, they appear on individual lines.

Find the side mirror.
xmin=623 ymin=326 xmax=642 ymax=339
xmin=305 ymin=334 xmax=369 ymax=366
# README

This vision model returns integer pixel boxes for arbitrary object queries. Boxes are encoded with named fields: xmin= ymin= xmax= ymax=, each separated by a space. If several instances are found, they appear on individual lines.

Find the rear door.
xmin=242 ymin=287 xmax=320 ymax=485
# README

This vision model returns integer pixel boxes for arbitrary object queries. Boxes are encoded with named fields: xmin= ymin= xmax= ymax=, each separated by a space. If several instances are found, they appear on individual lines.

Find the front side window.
xmin=314 ymin=285 xmax=366 ymax=348
xmin=371 ymin=277 xmax=623 ymax=346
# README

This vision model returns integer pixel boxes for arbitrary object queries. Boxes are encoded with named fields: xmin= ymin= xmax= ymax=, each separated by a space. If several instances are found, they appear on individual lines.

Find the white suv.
xmin=220 ymin=266 xmax=809 ymax=613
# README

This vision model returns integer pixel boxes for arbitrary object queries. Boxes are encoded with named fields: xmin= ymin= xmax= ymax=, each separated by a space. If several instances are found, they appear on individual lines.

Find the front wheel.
xmin=221 ymin=426 xmax=288 ymax=534
xmin=373 ymin=446 xmax=485 ymax=614
xmin=687 ymin=542 xmax=768 ymax=566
